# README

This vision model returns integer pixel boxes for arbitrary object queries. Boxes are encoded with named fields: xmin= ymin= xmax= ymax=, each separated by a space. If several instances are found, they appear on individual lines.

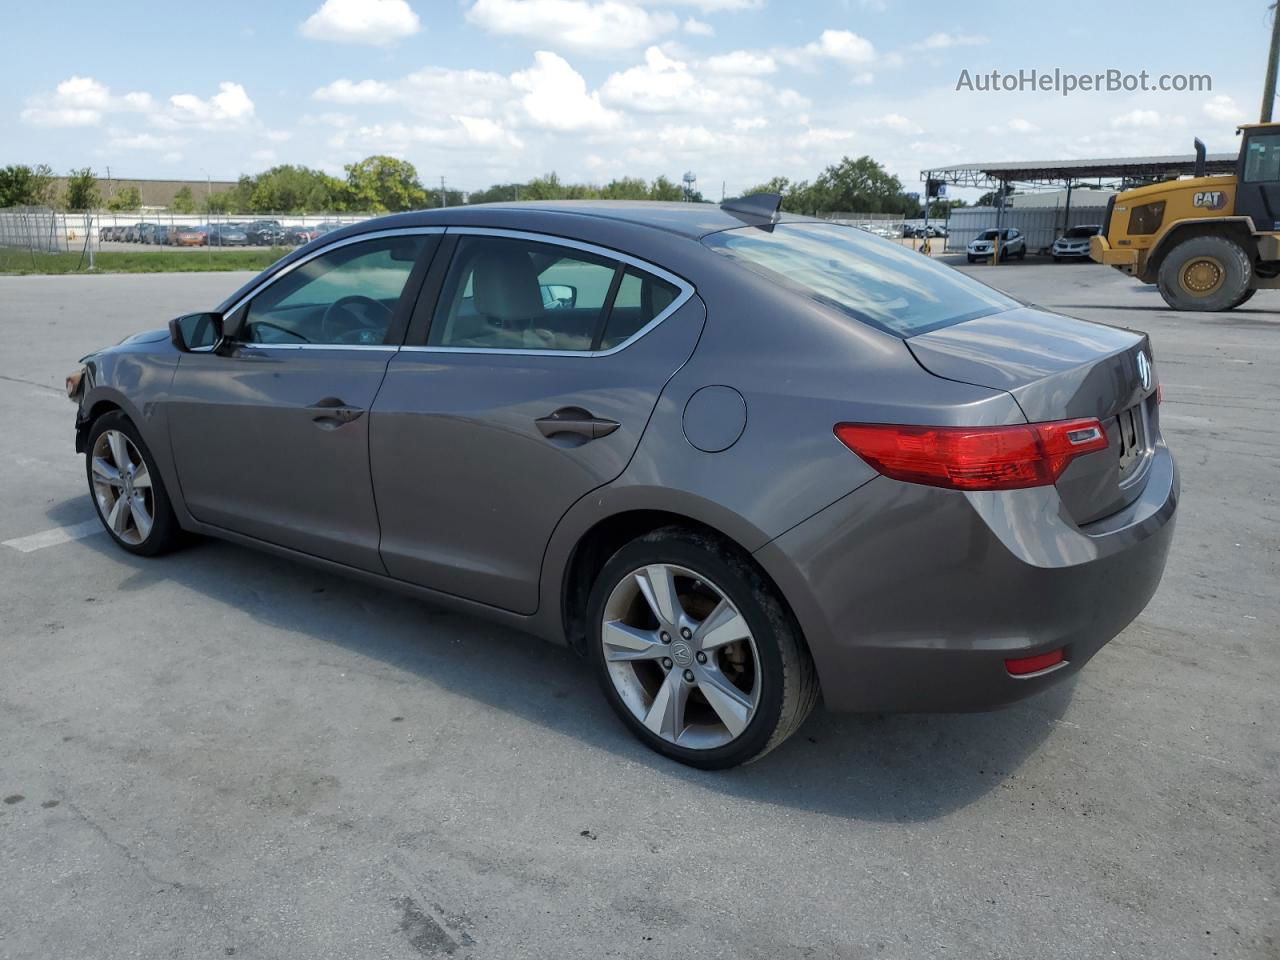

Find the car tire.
xmin=967 ymin=255 xmax=976 ymax=263
xmin=586 ymin=526 xmax=819 ymax=769
xmin=1157 ymin=235 xmax=1252 ymax=311
xmin=85 ymin=411 xmax=182 ymax=557
xmin=1017 ymin=247 xmax=1026 ymax=260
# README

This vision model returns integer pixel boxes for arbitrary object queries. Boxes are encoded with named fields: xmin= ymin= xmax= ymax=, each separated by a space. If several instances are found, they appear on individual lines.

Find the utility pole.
xmin=1264 ymin=2 xmax=1280 ymax=121
xmin=440 ymin=176 xmax=446 ymax=208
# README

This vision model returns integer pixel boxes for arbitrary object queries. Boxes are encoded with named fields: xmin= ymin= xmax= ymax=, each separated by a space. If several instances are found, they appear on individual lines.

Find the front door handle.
xmin=535 ymin=407 xmax=620 ymax=440
xmin=309 ymin=397 xmax=364 ymax=428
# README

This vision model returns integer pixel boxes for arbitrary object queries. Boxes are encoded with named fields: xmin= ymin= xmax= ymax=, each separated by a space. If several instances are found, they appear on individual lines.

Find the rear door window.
xmin=428 ymin=235 xmax=683 ymax=352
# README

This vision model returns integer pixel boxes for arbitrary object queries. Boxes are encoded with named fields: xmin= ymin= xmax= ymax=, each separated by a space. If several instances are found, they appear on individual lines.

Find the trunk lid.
xmin=907 ymin=307 xmax=1159 ymax=524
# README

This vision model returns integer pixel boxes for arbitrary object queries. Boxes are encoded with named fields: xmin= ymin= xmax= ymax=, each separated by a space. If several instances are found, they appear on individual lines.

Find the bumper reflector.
xmin=1005 ymin=649 xmax=1065 ymax=676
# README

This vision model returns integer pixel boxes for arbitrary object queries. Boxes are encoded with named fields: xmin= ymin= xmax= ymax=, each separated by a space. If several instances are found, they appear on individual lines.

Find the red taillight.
xmin=834 ymin=418 xmax=1109 ymax=491
xmin=1005 ymin=649 xmax=1065 ymax=675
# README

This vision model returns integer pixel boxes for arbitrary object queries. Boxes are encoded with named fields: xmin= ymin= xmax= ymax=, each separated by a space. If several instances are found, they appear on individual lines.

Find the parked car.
xmin=99 ymin=226 xmax=115 ymax=242
xmin=1052 ymin=224 xmax=1101 ymax=261
xmin=67 ymin=201 xmax=1176 ymax=769
xmin=208 ymin=223 xmax=249 ymax=247
xmin=245 ymin=219 xmax=287 ymax=246
xmin=173 ymin=225 xmax=207 ymax=247
xmin=967 ymin=228 xmax=1026 ymax=262
xmin=286 ymin=224 xmax=327 ymax=244
xmin=151 ymin=225 xmax=175 ymax=245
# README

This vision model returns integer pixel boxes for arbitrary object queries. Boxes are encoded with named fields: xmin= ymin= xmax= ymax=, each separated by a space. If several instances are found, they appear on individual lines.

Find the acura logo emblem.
xmin=1136 ymin=351 xmax=1152 ymax=391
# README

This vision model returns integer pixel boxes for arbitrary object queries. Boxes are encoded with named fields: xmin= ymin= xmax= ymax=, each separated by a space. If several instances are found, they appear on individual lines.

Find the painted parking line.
xmin=3 ymin=519 xmax=103 ymax=553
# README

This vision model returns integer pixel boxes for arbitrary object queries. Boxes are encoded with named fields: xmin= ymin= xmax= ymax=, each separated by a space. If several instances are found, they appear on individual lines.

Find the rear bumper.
xmin=755 ymin=444 xmax=1178 ymax=713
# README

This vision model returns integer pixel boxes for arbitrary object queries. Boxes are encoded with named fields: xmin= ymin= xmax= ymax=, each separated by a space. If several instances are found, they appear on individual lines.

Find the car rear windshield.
xmin=702 ymin=222 xmax=1019 ymax=338
xmin=1065 ymin=226 xmax=1098 ymax=238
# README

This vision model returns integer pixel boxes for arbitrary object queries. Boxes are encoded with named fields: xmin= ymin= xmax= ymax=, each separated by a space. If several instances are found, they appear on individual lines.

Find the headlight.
xmin=65 ymin=368 xmax=84 ymax=400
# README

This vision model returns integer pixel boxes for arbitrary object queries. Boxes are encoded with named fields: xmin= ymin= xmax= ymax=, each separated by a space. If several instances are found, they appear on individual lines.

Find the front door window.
xmin=244 ymin=235 xmax=426 ymax=346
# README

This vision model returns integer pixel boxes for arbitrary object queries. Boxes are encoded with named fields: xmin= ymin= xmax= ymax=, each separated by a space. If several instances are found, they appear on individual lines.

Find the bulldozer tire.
xmin=1157 ymin=235 xmax=1252 ymax=312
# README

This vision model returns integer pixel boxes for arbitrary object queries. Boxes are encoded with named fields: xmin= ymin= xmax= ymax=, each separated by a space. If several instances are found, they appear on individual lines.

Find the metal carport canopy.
xmin=923 ymin=152 xmax=1238 ymax=188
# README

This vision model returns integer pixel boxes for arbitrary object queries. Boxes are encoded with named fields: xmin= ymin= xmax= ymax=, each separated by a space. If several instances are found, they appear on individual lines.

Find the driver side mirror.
xmin=540 ymin=283 xmax=577 ymax=310
xmin=169 ymin=312 xmax=225 ymax=353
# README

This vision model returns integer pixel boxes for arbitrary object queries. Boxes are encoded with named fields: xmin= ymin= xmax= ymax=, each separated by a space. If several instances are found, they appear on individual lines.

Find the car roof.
xmin=344 ymin=200 xmax=819 ymax=241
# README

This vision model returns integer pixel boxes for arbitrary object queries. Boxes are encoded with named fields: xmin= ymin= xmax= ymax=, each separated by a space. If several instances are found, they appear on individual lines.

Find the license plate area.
xmin=1115 ymin=404 xmax=1149 ymax=483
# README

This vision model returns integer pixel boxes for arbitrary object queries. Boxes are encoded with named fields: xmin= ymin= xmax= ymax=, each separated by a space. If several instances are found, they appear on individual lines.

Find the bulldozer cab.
xmin=1235 ymin=123 xmax=1280 ymax=232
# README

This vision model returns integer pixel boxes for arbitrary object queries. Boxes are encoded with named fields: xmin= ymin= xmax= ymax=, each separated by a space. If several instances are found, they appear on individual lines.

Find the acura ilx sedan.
xmin=67 ymin=197 xmax=1177 ymax=768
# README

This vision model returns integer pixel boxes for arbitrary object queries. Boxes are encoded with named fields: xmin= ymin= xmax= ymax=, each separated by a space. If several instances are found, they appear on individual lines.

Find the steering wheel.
xmin=321 ymin=295 xmax=393 ymax=344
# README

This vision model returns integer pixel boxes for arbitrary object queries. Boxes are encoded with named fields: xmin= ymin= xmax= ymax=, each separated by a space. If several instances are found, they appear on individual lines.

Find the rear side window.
xmin=703 ymin=222 xmax=1018 ymax=338
xmin=429 ymin=236 xmax=683 ymax=352
xmin=600 ymin=268 xmax=679 ymax=350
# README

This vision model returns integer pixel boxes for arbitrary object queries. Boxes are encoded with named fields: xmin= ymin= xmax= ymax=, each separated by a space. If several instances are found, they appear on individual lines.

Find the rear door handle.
xmin=535 ymin=407 xmax=620 ymax=440
xmin=309 ymin=396 xmax=364 ymax=427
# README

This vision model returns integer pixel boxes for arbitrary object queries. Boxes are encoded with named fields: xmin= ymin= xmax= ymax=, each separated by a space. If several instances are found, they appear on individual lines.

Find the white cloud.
xmin=1007 ymin=117 xmax=1038 ymax=133
xmin=300 ymin=0 xmax=421 ymax=45
xmin=106 ymin=131 xmax=187 ymax=151
xmin=402 ymin=67 xmax=513 ymax=118
xmin=799 ymin=29 xmax=876 ymax=66
xmin=795 ymin=126 xmax=855 ymax=147
xmin=511 ymin=51 xmax=619 ymax=130
xmin=682 ymin=16 xmax=714 ymax=36
xmin=331 ymin=117 xmax=524 ymax=152
xmin=313 ymin=78 xmax=401 ymax=104
xmin=913 ymin=32 xmax=987 ymax=50
xmin=1111 ymin=109 xmax=1162 ymax=129
xmin=1203 ymin=94 xmax=1246 ymax=124
xmin=251 ymin=148 xmax=278 ymax=164
xmin=637 ymin=0 xmax=761 ymax=8
xmin=733 ymin=115 xmax=768 ymax=131
xmin=600 ymin=46 xmax=785 ymax=116
xmin=466 ymin=0 xmax=679 ymax=54
xmin=705 ymin=50 xmax=776 ymax=75
xmin=20 ymin=75 xmax=152 ymax=127
xmin=869 ymin=113 xmax=923 ymax=135
xmin=166 ymin=82 xmax=255 ymax=127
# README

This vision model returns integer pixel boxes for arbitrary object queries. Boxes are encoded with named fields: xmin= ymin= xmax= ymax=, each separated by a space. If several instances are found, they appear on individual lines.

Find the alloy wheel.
xmin=601 ymin=564 xmax=761 ymax=750
xmin=91 ymin=429 xmax=155 ymax=546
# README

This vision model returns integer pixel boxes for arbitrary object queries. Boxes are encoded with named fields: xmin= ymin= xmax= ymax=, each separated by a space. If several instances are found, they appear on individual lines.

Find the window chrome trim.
xmin=233 ymin=343 xmax=400 ymax=352
xmin=221 ymin=226 xmax=446 ymax=321
xmin=399 ymin=226 xmax=696 ymax=359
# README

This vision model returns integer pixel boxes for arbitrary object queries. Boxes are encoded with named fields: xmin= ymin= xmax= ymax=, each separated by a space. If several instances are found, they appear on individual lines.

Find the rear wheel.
xmin=587 ymin=528 xmax=818 ymax=769
xmin=1157 ymin=235 xmax=1252 ymax=311
xmin=85 ymin=412 xmax=181 ymax=556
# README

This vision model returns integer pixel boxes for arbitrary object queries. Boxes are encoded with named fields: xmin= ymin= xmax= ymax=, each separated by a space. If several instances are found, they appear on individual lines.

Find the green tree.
xmin=813 ymin=155 xmax=909 ymax=215
xmin=648 ymin=175 xmax=683 ymax=201
xmin=64 ymin=168 xmax=100 ymax=211
xmin=247 ymin=166 xmax=344 ymax=213
xmin=343 ymin=155 xmax=428 ymax=212
xmin=600 ymin=177 xmax=650 ymax=200
xmin=466 ymin=182 xmax=525 ymax=204
xmin=106 ymin=186 xmax=142 ymax=211
xmin=0 ymin=164 xmax=56 ymax=207
xmin=169 ymin=185 xmax=194 ymax=213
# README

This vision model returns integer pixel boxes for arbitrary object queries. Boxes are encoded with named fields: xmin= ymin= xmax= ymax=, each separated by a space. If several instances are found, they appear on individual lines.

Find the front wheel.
xmin=85 ymin=411 xmax=181 ymax=556
xmin=1157 ymin=235 xmax=1252 ymax=311
xmin=587 ymin=528 xmax=818 ymax=769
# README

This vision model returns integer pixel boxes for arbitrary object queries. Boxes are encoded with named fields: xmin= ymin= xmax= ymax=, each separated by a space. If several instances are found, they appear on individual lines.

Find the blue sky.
xmin=2 ymin=0 xmax=1266 ymax=199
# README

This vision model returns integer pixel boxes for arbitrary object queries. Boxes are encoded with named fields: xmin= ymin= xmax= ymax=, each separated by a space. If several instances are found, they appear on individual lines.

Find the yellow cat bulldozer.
xmin=1091 ymin=123 xmax=1280 ymax=310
